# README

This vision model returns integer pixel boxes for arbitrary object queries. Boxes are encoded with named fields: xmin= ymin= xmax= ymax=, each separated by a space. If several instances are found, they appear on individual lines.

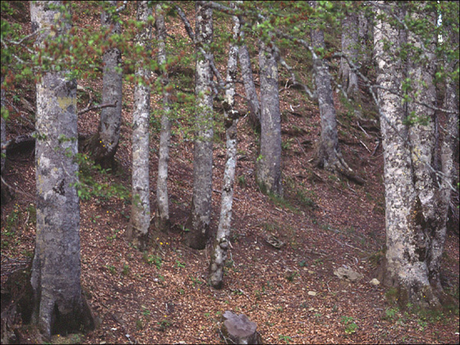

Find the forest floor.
xmin=1 ymin=2 xmax=459 ymax=344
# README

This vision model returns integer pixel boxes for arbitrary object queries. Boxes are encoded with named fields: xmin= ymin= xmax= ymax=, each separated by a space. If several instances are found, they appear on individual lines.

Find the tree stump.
xmin=221 ymin=310 xmax=262 ymax=344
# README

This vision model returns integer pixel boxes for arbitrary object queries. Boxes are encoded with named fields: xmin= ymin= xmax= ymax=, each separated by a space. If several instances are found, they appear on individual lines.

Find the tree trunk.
xmin=310 ymin=5 xmax=358 ymax=182
xmin=30 ymin=1 xmax=93 ymax=339
xmin=155 ymin=3 xmax=172 ymax=232
xmin=236 ymin=1 xmax=260 ymax=130
xmin=256 ymin=38 xmax=283 ymax=196
xmin=127 ymin=1 xmax=152 ymax=251
xmin=86 ymin=0 xmax=123 ymax=169
xmin=210 ymin=2 xmax=240 ymax=289
xmin=185 ymin=1 xmax=214 ymax=250
xmin=1 ymin=74 xmax=12 ymax=204
xmin=374 ymin=3 xmax=445 ymax=309
xmin=340 ymin=11 xmax=359 ymax=99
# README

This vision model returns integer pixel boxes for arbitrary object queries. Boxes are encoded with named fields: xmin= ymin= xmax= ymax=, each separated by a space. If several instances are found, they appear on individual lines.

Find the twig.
xmin=77 ymin=101 xmax=117 ymax=116
xmin=1 ymin=175 xmax=35 ymax=199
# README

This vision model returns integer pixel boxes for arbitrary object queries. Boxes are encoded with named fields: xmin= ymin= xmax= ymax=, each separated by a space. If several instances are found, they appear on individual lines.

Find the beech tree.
xmin=127 ymin=1 xmax=152 ymax=251
xmin=185 ymin=1 xmax=214 ymax=250
xmin=256 ymin=36 xmax=283 ymax=196
xmin=310 ymin=1 xmax=358 ymax=181
xmin=86 ymin=0 xmax=123 ymax=169
xmin=374 ymin=1 xmax=458 ymax=309
xmin=339 ymin=10 xmax=359 ymax=99
xmin=210 ymin=1 xmax=240 ymax=289
xmin=155 ymin=2 xmax=172 ymax=232
xmin=30 ymin=1 xmax=93 ymax=339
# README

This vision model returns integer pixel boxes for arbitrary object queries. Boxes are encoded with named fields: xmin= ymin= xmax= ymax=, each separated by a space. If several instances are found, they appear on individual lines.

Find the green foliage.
xmin=142 ymin=252 xmax=162 ymax=269
xmin=71 ymin=153 xmax=129 ymax=202
xmin=341 ymin=316 xmax=358 ymax=334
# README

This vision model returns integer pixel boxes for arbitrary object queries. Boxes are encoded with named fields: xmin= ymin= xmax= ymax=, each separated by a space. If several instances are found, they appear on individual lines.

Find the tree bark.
xmin=86 ymin=0 xmax=123 ymax=169
xmin=210 ymin=2 xmax=240 ymax=289
xmin=1 ymin=74 xmax=12 ymax=204
xmin=236 ymin=1 xmax=260 ymax=130
xmin=340 ymin=11 xmax=359 ymax=99
xmin=155 ymin=3 xmax=172 ymax=232
xmin=185 ymin=1 xmax=214 ymax=250
xmin=256 ymin=37 xmax=283 ymax=196
xmin=30 ymin=1 xmax=93 ymax=339
xmin=374 ymin=2 xmax=446 ymax=309
xmin=127 ymin=1 xmax=152 ymax=251
xmin=310 ymin=3 xmax=359 ymax=182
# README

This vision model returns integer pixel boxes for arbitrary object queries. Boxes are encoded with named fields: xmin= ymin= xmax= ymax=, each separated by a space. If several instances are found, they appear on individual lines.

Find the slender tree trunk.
xmin=210 ymin=2 xmax=240 ymax=289
xmin=185 ymin=1 xmax=214 ymax=250
xmin=155 ymin=3 xmax=172 ymax=232
xmin=236 ymin=1 xmax=260 ymax=130
xmin=256 ymin=38 xmax=283 ymax=196
xmin=310 ymin=6 xmax=360 ymax=182
xmin=340 ymin=11 xmax=359 ymax=99
xmin=429 ymin=14 xmax=459 ymax=292
xmin=30 ymin=1 xmax=93 ymax=339
xmin=1 ymin=74 xmax=11 ymax=204
xmin=87 ymin=0 xmax=123 ymax=169
xmin=127 ymin=1 xmax=152 ymax=251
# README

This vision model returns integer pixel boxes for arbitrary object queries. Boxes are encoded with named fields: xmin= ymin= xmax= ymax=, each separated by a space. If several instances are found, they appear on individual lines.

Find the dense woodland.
xmin=1 ymin=1 xmax=459 ymax=344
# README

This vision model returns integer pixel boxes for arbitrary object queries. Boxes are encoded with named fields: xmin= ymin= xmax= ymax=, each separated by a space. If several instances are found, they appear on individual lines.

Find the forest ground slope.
xmin=1 ymin=2 xmax=459 ymax=344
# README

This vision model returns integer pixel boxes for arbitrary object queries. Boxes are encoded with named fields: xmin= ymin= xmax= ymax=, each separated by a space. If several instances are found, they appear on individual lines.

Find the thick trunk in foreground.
xmin=127 ymin=1 xmax=152 ymax=251
xmin=210 ymin=3 xmax=240 ymax=289
xmin=256 ymin=38 xmax=283 ymax=196
xmin=374 ymin=3 xmax=452 ymax=310
xmin=87 ymin=0 xmax=123 ymax=169
xmin=155 ymin=3 xmax=172 ymax=232
xmin=30 ymin=1 xmax=94 ymax=339
xmin=185 ymin=1 xmax=214 ymax=250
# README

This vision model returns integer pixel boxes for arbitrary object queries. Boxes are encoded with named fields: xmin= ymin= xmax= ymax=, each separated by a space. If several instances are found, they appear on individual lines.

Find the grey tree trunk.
xmin=374 ymin=3 xmax=448 ymax=309
xmin=310 ymin=6 xmax=357 ymax=181
xmin=155 ymin=3 xmax=172 ymax=232
xmin=1 ymin=74 xmax=10 ymax=204
xmin=30 ymin=1 xmax=93 ymax=339
xmin=236 ymin=1 xmax=260 ymax=129
xmin=127 ymin=1 xmax=152 ymax=251
xmin=340 ymin=12 xmax=359 ymax=99
xmin=256 ymin=38 xmax=283 ymax=196
xmin=87 ymin=0 xmax=123 ymax=169
xmin=185 ymin=1 xmax=214 ymax=250
xmin=210 ymin=3 xmax=240 ymax=289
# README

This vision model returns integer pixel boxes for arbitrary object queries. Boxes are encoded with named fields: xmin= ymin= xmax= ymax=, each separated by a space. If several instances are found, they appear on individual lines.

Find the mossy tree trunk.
xmin=185 ymin=1 xmax=214 ymax=250
xmin=30 ymin=1 xmax=93 ymax=339
xmin=374 ymin=2 xmax=455 ymax=310
xmin=154 ymin=3 xmax=172 ymax=232
xmin=210 ymin=2 xmax=240 ymax=289
xmin=256 ymin=37 xmax=283 ymax=196
xmin=127 ymin=1 xmax=152 ymax=251
xmin=86 ymin=0 xmax=123 ymax=169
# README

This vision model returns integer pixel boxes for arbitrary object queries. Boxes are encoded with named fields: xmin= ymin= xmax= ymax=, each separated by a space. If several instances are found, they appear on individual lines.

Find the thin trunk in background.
xmin=87 ymin=0 xmax=123 ymax=169
xmin=256 ymin=37 xmax=283 ymax=196
xmin=340 ymin=11 xmax=359 ymax=100
xmin=155 ymin=3 xmax=172 ymax=232
xmin=127 ymin=0 xmax=152 ymax=251
xmin=210 ymin=2 xmax=240 ymax=289
xmin=185 ymin=1 xmax=214 ymax=250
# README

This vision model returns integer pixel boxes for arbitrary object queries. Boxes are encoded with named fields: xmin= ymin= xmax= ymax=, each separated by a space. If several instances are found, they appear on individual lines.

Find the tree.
xmin=256 ymin=35 xmax=283 ymax=196
xmin=185 ymin=1 xmax=214 ymax=250
xmin=30 ymin=1 xmax=93 ymax=339
xmin=127 ymin=1 xmax=152 ymax=251
xmin=236 ymin=3 xmax=261 ymax=130
xmin=374 ymin=1 xmax=458 ymax=309
xmin=210 ymin=1 xmax=240 ymax=289
xmin=310 ymin=1 xmax=356 ymax=180
xmin=86 ymin=0 xmax=123 ymax=169
xmin=339 ymin=10 xmax=359 ymax=100
xmin=154 ymin=2 xmax=172 ymax=232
